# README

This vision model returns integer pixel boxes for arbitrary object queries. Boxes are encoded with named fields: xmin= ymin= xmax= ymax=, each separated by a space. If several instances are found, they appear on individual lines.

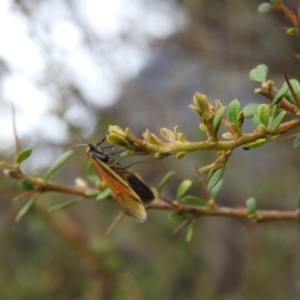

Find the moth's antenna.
xmin=68 ymin=143 xmax=87 ymax=149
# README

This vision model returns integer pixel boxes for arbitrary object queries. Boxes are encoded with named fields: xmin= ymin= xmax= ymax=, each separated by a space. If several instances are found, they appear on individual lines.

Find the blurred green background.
xmin=1 ymin=0 xmax=300 ymax=299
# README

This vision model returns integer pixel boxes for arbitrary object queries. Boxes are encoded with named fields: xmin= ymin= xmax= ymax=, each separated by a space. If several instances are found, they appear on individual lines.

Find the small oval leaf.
xmin=283 ymin=80 xmax=300 ymax=104
xmin=176 ymin=179 xmax=193 ymax=200
xmin=213 ymin=106 xmax=227 ymax=134
xmin=168 ymin=212 xmax=188 ymax=224
xmin=273 ymin=85 xmax=289 ymax=105
xmin=48 ymin=198 xmax=83 ymax=212
xmin=156 ymin=171 xmax=175 ymax=193
xmin=252 ymin=114 xmax=262 ymax=128
xmin=177 ymin=152 xmax=187 ymax=160
xmin=228 ymin=99 xmax=241 ymax=125
xmin=210 ymin=179 xmax=223 ymax=198
xmin=19 ymin=179 xmax=34 ymax=191
xmin=186 ymin=222 xmax=194 ymax=243
xmin=270 ymin=111 xmax=286 ymax=133
xmin=249 ymin=64 xmax=268 ymax=82
xmin=286 ymin=27 xmax=299 ymax=35
xmin=257 ymin=3 xmax=273 ymax=13
xmin=45 ymin=150 xmax=74 ymax=180
xmin=181 ymin=195 xmax=207 ymax=206
xmin=293 ymin=134 xmax=300 ymax=149
xmin=85 ymin=160 xmax=94 ymax=179
xmin=84 ymin=190 xmax=100 ymax=197
xmin=222 ymin=132 xmax=234 ymax=140
xmin=257 ymin=104 xmax=270 ymax=126
xmin=243 ymin=103 xmax=260 ymax=118
xmin=16 ymin=148 xmax=32 ymax=165
xmin=243 ymin=138 xmax=266 ymax=150
xmin=96 ymin=188 xmax=112 ymax=201
xmin=160 ymin=128 xmax=175 ymax=141
xmin=208 ymin=163 xmax=226 ymax=191
xmin=15 ymin=194 xmax=40 ymax=222
xmin=297 ymin=187 xmax=300 ymax=209
xmin=246 ymin=197 xmax=257 ymax=214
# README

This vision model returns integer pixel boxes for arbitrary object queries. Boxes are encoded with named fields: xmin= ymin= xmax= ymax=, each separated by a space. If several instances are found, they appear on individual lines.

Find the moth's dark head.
xmin=87 ymin=143 xmax=110 ymax=163
xmin=86 ymin=143 xmax=94 ymax=154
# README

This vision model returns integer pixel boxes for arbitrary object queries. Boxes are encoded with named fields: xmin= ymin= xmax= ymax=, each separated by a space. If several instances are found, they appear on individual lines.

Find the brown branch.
xmin=170 ymin=218 xmax=193 ymax=238
xmin=150 ymin=199 xmax=300 ymax=222
xmin=274 ymin=1 xmax=299 ymax=27
xmin=255 ymin=85 xmax=297 ymax=114
xmin=7 ymin=166 xmax=300 ymax=223
xmin=8 ymin=169 xmax=91 ymax=197
xmin=277 ymin=58 xmax=300 ymax=107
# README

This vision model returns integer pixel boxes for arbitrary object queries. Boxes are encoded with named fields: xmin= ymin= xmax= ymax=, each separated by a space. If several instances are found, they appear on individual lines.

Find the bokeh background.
xmin=1 ymin=0 xmax=300 ymax=299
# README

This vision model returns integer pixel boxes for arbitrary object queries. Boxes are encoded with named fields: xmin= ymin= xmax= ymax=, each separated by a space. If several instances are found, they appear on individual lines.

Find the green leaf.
xmin=175 ymin=132 xmax=186 ymax=143
xmin=270 ymin=104 xmax=278 ymax=121
xmin=228 ymin=99 xmax=241 ymax=125
xmin=176 ymin=179 xmax=193 ymax=200
xmin=88 ymin=175 xmax=101 ymax=184
xmin=243 ymin=103 xmax=260 ymax=118
xmin=243 ymin=138 xmax=266 ymax=150
xmin=45 ymin=150 xmax=74 ymax=180
xmin=177 ymin=152 xmax=187 ymax=160
xmin=193 ymin=93 xmax=210 ymax=119
xmin=297 ymin=187 xmax=300 ymax=209
xmin=168 ymin=212 xmax=188 ymax=224
xmin=246 ymin=197 xmax=257 ymax=216
xmin=85 ymin=160 xmax=94 ymax=178
xmin=213 ymin=106 xmax=227 ymax=134
xmin=84 ymin=190 xmax=100 ymax=197
xmin=286 ymin=27 xmax=299 ymax=35
xmin=19 ymin=179 xmax=34 ymax=191
xmin=96 ymin=188 xmax=112 ymax=201
xmin=48 ymin=198 xmax=83 ymax=212
xmin=249 ymin=64 xmax=268 ymax=82
xmin=156 ymin=171 xmax=175 ymax=193
xmin=283 ymin=80 xmax=300 ymax=104
xmin=210 ymin=179 xmax=223 ymax=198
xmin=222 ymin=132 xmax=234 ymax=140
xmin=208 ymin=163 xmax=226 ymax=191
xmin=181 ymin=195 xmax=207 ymax=206
xmin=189 ymin=104 xmax=201 ymax=115
xmin=186 ymin=222 xmax=194 ymax=243
xmin=252 ymin=114 xmax=263 ymax=128
xmin=270 ymin=111 xmax=286 ymax=133
xmin=257 ymin=3 xmax=273 ymax=13
xmin=160 ymin=128 xmax=175 ymax=141
xmin=273 ymin=85 xmax=289 ymax=105
xmin=257 ymin=124 xmax=268 ymax=133
xmin=85 ymin=160 xmax=100 ymax=184
xmin=15 ymin=193 xmax=40 ymax=222
xmin=15 ymin=148 xmax=32 ymax=165
xmin=0 ymin=161 xmax=13 ymax=168
xmin=257 ymin=104 xmax=270 ymax=126
xmin=293 ymin=134 xmax=300 ymax=149
xmin=237 ymin=111 xmax=244 ymax=129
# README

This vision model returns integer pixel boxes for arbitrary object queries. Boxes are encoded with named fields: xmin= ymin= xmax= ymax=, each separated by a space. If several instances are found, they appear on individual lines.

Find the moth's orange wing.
xmin=88 ymin=154 xmax=147 ymax=222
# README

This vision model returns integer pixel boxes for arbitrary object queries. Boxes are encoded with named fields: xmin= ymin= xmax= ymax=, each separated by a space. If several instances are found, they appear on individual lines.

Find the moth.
xmin=86 ymin=139 xmax=154 ymax=222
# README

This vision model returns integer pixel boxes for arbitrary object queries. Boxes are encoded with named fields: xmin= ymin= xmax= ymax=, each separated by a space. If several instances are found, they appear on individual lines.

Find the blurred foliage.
xmin=1 ymin=0 xmax=300 ymax=299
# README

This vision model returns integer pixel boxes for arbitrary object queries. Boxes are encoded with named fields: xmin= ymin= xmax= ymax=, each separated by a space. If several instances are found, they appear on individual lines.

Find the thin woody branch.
xmin=108 ymin=118 xmax=300 ymax=156
xmin=6 ymin=167 xmax=300 ymax=224
xmin=149 ymin=199 xmax=300 ymax=222
xmin=274 ymin=0 xmax=300 ymax=29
